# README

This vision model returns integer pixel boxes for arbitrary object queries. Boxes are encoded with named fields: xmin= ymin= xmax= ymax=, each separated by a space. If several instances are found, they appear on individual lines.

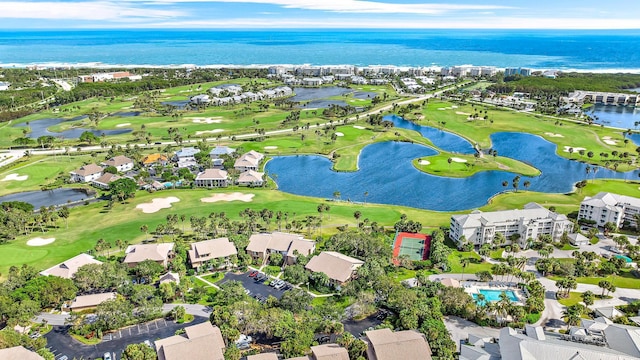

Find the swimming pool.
xmin=615 ymin=255 xmax=633 ymax=263
xmin=473 ymin=289 xmax=519 ymax=303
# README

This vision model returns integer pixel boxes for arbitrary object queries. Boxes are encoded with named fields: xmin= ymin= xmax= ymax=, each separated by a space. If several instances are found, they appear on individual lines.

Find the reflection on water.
xmin=0 ymin=188 xmax=94 ymax=208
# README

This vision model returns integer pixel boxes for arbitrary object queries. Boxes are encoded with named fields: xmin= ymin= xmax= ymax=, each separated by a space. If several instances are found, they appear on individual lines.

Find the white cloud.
xmin=0 ymin=1 xmax=182 ymax=20
xmin=133 ymin=16 xmax=640 ymax=30
xmin=139 ymin=0 xmax=512 ymax=14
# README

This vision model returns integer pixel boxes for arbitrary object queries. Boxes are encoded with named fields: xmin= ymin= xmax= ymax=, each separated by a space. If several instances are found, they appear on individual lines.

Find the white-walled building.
xmin=101 ymin=155 xmax=134 ymax=172
xmin=70 ymin=163 xmax=103 ymax=183
xmin=578 ymin=192 xmax=640 ymax=229
xmin=450 ymin=203 xmax=573 ymax=248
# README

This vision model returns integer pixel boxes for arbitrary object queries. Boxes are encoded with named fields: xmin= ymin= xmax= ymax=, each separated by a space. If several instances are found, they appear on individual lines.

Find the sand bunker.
xmin=451 ymin=157 xmax=468 ymax=163
xmin=116 ymin=123 xmax=131 ymax=128
xmin=335 ymin=132 xmax=344 ymax=137
xmin=27 ymin=237 xmax=55 ymax=246
xmin=195 ymin=129 xmax=224 ymax=135
xmin=1 ymin=173 xmax=28 ymax=181
xmin=545 ymin=132 xmax=564 ymax=138
xmin=456 ymin=111 xmax=471 ymax=116
xmin=264 ymin=146 xmax=278 ymax=149
xmin=136 ymin=197 xmax=180 ymax=214
xmin=419 ymin=160 xmax=430 ymax=165
xmin=563 ymin=146 xmax=586 ymax=153
xmin=603 ymin=138 xmax=618 ymax=145
xmin=353 ymin=125 xmax=365 ymax=129
xmin=437 ymin=108 xmax=446 ymax=110
xmin=190 ymin=117 xmax=223 ymax=124
xmin=201 ymin=192 xmax=255 ymax=203
xmin=451 ymin=105 xmax=458 ymax=109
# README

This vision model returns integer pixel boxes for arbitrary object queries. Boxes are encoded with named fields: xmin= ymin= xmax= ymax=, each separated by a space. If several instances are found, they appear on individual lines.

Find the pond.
xmin=0 ymin=188 xmax=95 ymax=208
xmin=585 ymin=104 xmax=640 ymax=129
xmin=15 ymin=116 xmax=132 ymax=139
xmin=629 ymin=133 xmax=640 ymax=146
xmin=266 ymin=123 xmax=638 ymax=211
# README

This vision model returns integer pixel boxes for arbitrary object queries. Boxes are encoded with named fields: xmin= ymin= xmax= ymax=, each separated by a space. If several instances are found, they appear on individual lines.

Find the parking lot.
xmin=46 ymin=317 xmax=208 ymax=360
xmin=219 ymin=271 xmax=292 ymax=301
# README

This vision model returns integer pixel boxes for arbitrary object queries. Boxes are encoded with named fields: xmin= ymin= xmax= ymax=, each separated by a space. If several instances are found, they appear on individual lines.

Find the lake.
xmin=585 ymin=104 xmax=640 ymax=130
xmin=15 ymin=116 xmax=132 ymax=139
xmin=0 ymin=188 xmax=95 ymax=208
xmin=266 ymin=123 xmax=638 ymax=211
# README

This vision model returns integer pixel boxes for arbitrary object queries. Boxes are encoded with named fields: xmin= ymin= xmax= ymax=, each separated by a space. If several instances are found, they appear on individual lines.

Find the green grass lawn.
xmin=413 ymin=153 xmax=540 ymax=178
xmin=415 ymin=100 xmax=639 ymax=171
xmin=201 ymin=273 xmax=224 ymax=284
xmin=558 ymin=292 xmax=583 ymax=306
xmin=2 ymin=178 xmax=638 ymax=278
xmin=0 ymin=154 xmax=95 ymax=196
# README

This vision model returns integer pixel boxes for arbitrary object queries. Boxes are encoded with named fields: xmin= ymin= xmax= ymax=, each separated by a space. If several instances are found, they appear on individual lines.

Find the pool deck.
xmin=462 ymin=281 xmax=527 ymax=305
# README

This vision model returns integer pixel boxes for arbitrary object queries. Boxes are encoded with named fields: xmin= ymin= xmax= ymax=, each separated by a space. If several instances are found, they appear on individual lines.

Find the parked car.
xmin=104 ymin=352 xmax=112 ymax=360
xmin=248 ymin=270 xmax=258 ymax=277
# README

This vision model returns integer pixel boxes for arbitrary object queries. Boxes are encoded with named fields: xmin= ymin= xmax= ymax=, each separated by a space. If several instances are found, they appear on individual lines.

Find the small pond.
xmin=15 ymin=116 xmax=132 ymax=139
xmin=112 ymin=111 xmax=142 ymax=117
xmin=266 ymin=119 xmax=639 ymax=211
xmin=585 ymin=104 xmax=640 ymax=129
xmin=629 ymin=133 xmax=640 ymax=146
xmin=0 ymin=188 xmax=95 ymax=208
xmin=161 ymin=100 xmax=190 ymax=108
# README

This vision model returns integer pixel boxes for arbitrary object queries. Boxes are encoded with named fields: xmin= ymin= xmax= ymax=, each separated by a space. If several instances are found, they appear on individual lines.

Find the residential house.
xmin=101 ymin=155 xmax=134 ymax=172
xmin=363 ymin=328 xmax=432 ymax=360
xmin=174 ymin=147 xmax=200 ymax=168
xmin=237 ymin=170 xmax=264 ymax=186
xmin=159 ymin=272 xmax=180 ymax=285
xmin=68 ymin=292 xmax=116 ymax=311
xmin=305 ymin=251 xmax=364 ymax=285
xmin=449 ymin=203 xmax=573 ymax=248
xmin=195 ymin=169 xmax=229 ymax=188
xmin=247 ymin=354 xmax=278 ymax=360
xmin=209 ymin=146 xmax=236 ymax=159
xmin=142 ymin=153 xmax=169 ymax=167
xmin=234 ymin=150 xmax=264 ymax=172
xmin=123 ymin=243 xmax=174 ymax=268
xmin=190 ymin=94 xmax=210 ymax=104
xmin=302 ymin=77 xmax=323 ymax=86
xmin=40 ymin=253 xmax=102 ymax=279
xmin=595 ymin=306 xmax=625 ymax=320
xmin=579 ymin=192 xmax=640 ymax=229
xmin=155 ymin=322 xmax=226 ymax=360
xmin=0 ymin=346 xmax=45 ymax=360
xmin=568 ymin=233 xmax=589 ymax=246
xmin=461 ymin=326 xmax=637 ymax=360
xmin=246 ymin=232 xmax=316 ymax=265
xmin=307 ymin=344 xmax=350 ymax=360
xmin=91 ymin=172 xmax=122 ymax=190
xmin=188 ymin=237 xmax=238 ymax=270
xmin=70 ymin=163 xmax=103 ymax=183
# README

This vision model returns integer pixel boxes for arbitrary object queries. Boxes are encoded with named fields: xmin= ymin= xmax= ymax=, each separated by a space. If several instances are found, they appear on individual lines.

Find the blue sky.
xmin=1 ymin=0 xmax=639 ymax=29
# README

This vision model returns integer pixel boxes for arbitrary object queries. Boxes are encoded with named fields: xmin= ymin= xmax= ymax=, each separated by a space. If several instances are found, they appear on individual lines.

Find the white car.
xmin=103 ymin=352 xmax=112 ymax=360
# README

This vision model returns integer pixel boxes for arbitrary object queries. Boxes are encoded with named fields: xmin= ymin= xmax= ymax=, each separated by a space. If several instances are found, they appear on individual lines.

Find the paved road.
xmin=46 ymin=316 xmax=207 ymax=360
xmin=162 ymin=303 xmax=211 ymax=318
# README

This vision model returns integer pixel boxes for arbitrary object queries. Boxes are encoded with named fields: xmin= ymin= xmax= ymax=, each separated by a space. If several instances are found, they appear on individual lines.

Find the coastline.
xmin=3 ymin=62 xmax=640 ymax=74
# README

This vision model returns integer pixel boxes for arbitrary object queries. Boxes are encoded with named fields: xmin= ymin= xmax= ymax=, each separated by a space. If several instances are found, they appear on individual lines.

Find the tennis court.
xmin=393 ymin=232 xmax=431 ymax=263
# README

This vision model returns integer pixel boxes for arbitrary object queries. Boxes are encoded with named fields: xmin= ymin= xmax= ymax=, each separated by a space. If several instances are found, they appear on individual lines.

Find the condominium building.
xmin=578 ymin=192 xmax=640 ymax=229
xmin=450 ymin=203 xmax=573 ymax=248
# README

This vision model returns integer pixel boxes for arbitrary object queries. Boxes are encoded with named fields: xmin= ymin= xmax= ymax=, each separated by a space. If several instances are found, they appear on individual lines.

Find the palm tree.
xmin=461 ymin=258 xmax=469 ymax=280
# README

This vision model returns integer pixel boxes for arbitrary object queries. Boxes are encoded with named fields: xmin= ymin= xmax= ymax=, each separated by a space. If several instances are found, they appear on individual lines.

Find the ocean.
xmin=1 ymin=29 xmax=640 ymax=70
